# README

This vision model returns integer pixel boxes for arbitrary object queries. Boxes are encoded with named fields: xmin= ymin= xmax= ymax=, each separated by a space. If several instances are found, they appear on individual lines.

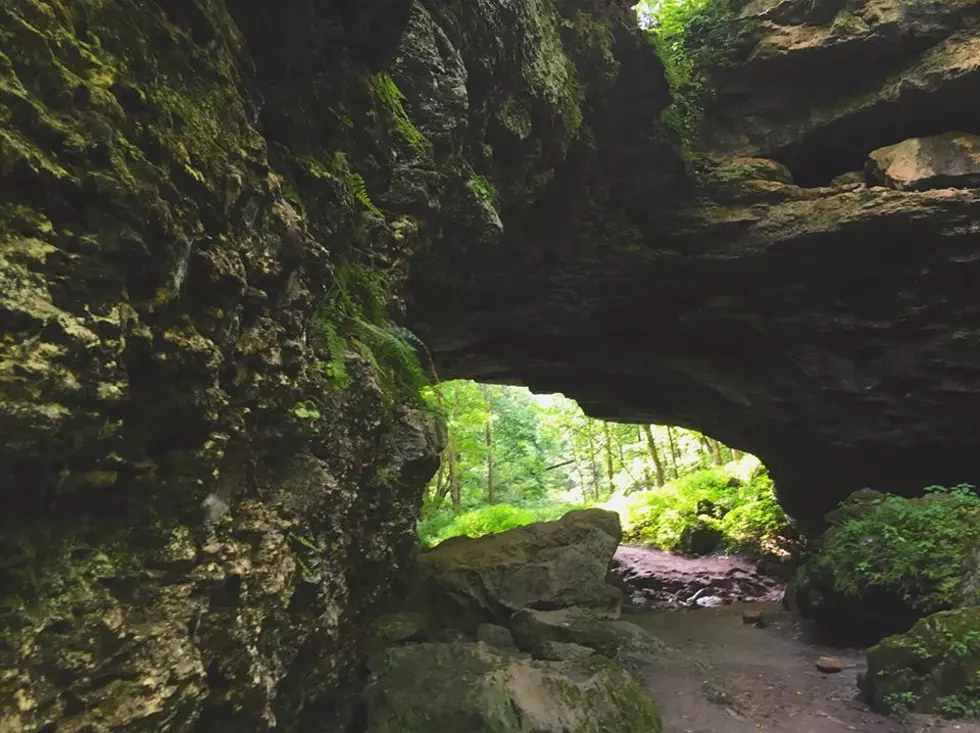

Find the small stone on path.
xmin=815 ymin=656 xmax=844 ymax=673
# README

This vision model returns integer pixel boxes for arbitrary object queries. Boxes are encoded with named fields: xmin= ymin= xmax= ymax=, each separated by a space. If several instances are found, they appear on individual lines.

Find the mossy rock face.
xmin=363 ymin=641 xmax=664 ymax=733
xmin=0 ymin=0 xmax=655 ymax=729
xmin=865 ymin=607 xmax=980 ymax=718
xmin=792 ymin=489 xmax=980 ymax=645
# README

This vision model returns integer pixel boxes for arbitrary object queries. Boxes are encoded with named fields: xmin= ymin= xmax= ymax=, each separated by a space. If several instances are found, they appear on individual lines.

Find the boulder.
xmin=363 ymin=642 xmax=663 ymax=733
xmin=867 ymin=133 xmax=980 ymax=191
xmin=864 ymin=607 xmax=980 ymax=718
xmin=413 ymin=510 xmax=624 ymax=631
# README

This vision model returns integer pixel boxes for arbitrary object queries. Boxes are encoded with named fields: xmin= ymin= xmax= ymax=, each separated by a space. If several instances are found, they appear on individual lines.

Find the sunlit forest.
xmin=418 ymin=380 xmax=792 ymax=557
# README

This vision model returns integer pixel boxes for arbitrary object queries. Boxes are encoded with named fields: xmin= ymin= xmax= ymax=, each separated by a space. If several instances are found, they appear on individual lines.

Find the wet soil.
xmin=614 ymin=547 xmax=980 ymax=733
xmin=613 ymin=545 xmax=784 ymax=609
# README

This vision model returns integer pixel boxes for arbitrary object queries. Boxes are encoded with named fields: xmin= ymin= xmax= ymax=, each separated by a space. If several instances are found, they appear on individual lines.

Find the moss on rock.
xmin=865 ymin=607 xmax=980 ymax=718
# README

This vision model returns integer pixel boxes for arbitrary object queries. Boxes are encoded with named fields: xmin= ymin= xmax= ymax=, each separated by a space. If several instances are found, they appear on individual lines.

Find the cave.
xmin=3 ymin=0 xmax=980 ymax=730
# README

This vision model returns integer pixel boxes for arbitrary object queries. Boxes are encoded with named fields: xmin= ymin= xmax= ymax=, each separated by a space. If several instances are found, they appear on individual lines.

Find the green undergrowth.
xmin=314 ymin=259 xmax=429 ymax=406
xmin=418 ymin=502 xmax=588 ymax=547
xmin=637 ymin=0 xmax=743 ymax=147
xmin=616 ymin=466 xmax=790 ymax=556
xmin=807 ymin=485 xmax=980 ymax=615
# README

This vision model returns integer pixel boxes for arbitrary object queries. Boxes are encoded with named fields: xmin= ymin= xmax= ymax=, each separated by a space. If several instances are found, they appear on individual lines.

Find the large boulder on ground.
xmin=412 ymin=509 xmax=624 ymax=631
xmin=363 ymin=641 xmax=663 ymax=733
xmin=791 ymin=489 xmax=980 ymax=644
xmin=863 ymin=607 xmax=980 ymax=718
xmin=866 ymin=133 xmax=980 ymax=191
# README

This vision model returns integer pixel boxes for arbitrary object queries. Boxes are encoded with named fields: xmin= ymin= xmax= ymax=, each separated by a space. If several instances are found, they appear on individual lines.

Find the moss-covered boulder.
xmin=412 ymin=509 xmax=624 ymax=631
xmin=792 ymin=488 xmax=980 ymax=644
xmin=864 ymin=607 xmax=980 ymax=718
xmin=363 ymin=641 xmax=664 ymax=733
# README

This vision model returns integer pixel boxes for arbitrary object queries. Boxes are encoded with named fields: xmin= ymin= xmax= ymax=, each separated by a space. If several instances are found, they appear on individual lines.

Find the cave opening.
xmin=417 ymin=380 xmax=792 ymax=566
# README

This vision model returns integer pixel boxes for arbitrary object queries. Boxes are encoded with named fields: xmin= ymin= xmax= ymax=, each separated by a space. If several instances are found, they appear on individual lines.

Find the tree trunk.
xmin=481 ymin=386 xmax=495 ymax=504
xmin=603 ymin=422 xmax=615 ymax=495
xmin=432 ymin=454 xmax=449 ymax=506
xmin=448 ymin=444 xmax=461 ymax=512
xmin=710 ymin=438 xmax=724 ymax=466
xmin=449 ymin=390 xmax=461 ymax=512
xmin=732 ymin=448 xmax=743 ymax=462
xmin=586 ymin=418 xmax=601 ymax=500
xmin=666 ymin=426 xmax=680 ymax=478
xmin=642 ymin=425 xmax=666 ymax=487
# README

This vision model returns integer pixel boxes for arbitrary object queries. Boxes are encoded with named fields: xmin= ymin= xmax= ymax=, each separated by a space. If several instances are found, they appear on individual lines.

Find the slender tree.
xmin=642 ymin=425 xmax=666 ymax=487
xmin=603 ymin=422 xmax=616 ymax=494
xmin=710 ymin=438 xmax=723 ymax=466
xmin=666 ymin=426 xmax=680 ymax=478
xmin=481 ymin=385 xmax=496 ymax=504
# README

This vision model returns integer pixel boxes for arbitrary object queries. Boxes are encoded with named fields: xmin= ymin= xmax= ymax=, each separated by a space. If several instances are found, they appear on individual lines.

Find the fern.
xmin=372 ymin=73 xmax=428 ymax=153
xmin=332 ymin=151 xmax=381 ymax=215
xmin=314 ymin=258 xmax=431 ymax=407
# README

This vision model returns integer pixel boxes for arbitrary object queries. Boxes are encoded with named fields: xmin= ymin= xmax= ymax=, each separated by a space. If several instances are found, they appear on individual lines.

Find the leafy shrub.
xmin=809 ymin=486 xmax=980 ymax=615
xmin=418 ymin=503 xmax=587 ymax=548
xmin=620 ymin=467 xmax=788 ymax=555
xmin=637 ymin=0 xmax=745 ymax=145
xmin=795 ymin=485 xmax=980 ymax=643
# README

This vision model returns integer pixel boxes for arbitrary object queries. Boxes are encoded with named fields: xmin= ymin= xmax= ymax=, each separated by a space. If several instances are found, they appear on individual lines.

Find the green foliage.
xmin=619 ymin=467 xmax=788 ymax=555
xmin=292 ymin=401 xmax=322 ymax=420
xmin=418 ymin=503 xmax=587 ymax=547
xmin=810 ymin=486 xmax=980 ymax=615
xmin=419 ymin=380 xmax=783 ymax=556
xmin=468 ymin=175 xmax=499 ymax=206
xmin=315 ymin=259 xmax=429 ymax=405
xmin=636 ymin=0 xmax=741 ymax=146
xmin=332 ymin=151 xmax=380 ymax=215
xmin=372 ymin=72 xmax=427 ymax=153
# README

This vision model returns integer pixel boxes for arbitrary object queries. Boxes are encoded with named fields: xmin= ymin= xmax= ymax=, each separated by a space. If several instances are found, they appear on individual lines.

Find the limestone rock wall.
xmin=0 ymin=0 xmax=658 ymax=730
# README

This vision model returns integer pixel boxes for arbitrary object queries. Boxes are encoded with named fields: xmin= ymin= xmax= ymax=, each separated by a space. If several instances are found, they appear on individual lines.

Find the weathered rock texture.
xmin=408 ymin=0 xmax=980 ymax=523
xmin=411 ymin=509 xmax=624 ymax=630
xmin=363 ymin=642 xmax=664 ymax=733
xmin=0 ymin=0 xmax=665 ymax=730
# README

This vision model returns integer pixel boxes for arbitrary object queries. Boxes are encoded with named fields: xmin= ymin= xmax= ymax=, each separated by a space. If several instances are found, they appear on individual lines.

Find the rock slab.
xmin=363 ymin=642 xmax=664 ymax=733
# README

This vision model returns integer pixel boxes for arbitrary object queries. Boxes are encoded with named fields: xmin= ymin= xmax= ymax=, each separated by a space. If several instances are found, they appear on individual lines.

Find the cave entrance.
xmin=418 ymin=380 xmax=792 ymax=563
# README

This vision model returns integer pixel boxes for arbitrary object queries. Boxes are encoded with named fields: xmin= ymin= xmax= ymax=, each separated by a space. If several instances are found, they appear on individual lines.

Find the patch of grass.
xmin=418 ymin=503 xmax=588 ymax=548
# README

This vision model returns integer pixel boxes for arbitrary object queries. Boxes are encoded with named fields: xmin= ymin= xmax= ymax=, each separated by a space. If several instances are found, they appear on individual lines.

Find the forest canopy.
xmin=418 ymin=381 xmax=790 ymax=556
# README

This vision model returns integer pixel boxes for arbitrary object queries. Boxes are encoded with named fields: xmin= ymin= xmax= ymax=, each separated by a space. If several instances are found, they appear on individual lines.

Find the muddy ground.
xmin=613 ymin=546 xmax=980 ymax=733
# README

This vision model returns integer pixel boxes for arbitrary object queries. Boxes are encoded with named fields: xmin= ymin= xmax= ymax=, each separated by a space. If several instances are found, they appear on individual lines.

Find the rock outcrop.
xmin=0 ymin=0 xmax=652 ymax=729
xmin=407 ymin=0 xmax=980 ymax=523
xmin=363 ymin=642 xmax=664 ymax=733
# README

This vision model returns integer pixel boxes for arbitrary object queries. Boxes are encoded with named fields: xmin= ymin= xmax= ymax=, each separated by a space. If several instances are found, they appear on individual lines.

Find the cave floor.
xmin=628 ymin=602 xmax=980 ymax=733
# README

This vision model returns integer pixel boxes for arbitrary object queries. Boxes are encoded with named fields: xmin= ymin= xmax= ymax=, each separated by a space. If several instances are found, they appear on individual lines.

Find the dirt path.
xmin=616 ymin=556 xmax=980 ymax=733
